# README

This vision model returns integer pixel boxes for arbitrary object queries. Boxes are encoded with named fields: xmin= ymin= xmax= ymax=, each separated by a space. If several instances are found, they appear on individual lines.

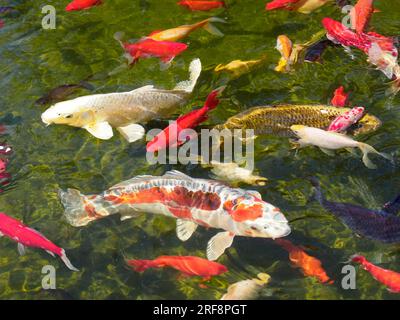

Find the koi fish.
xmin=310 ymin=178 xmax=400 ymax=243
xmin=304 ymin=39 xmax=335 ymax=63
xmin=350 ymin=0 xmax=374 ymax=34
xmin=206 ymin=161 xmax=268 ymax=186
xmin=266 ymin=0 xmax=332 ymax=14
xmin=127 ymin=255 xmax=227 ymax=280
xmin=147 ymin=17 xmax=225 ymax=42
xmin=0 ymin=143 xmax=12 ymax=155
xmin=275 ymin=35 xmax=293 ymax=73
xmin=59 ymin=170 xmax=291 ymax=261
xmin=146 ymin=88 xmax=223 ymax=152
xmin=328 ymin=107 xmax=365 ymax=132
xmin=290 ymin=125 xmax=392 ymax=169
xmin=35 ymin=81 xmax=94 ymax=106
xmin=178 ymin=1 xmax=226 ymax=11
xmin=0 ymin=212 xmax=78 ymax=271
xmin=221 ymin=273 xmax=271 ymax=300
xmin=215 ymin=58 xmax=266 ymax=79
xmin=41 ymin=59 xmax=201 ymax=142
xmin=351 ymin=255 xmax=400 ymax=293
xmin=275 ymin=238 xmax=333 ymax=284
xmin=215 ymin=105 xmax=381 ymax=137
xmin=66 ymin=0 xmax=102 ymax=11
xmin=330 ymin=86 xmax=349 ymax=107
xmin=118 ymin=37 xmax=188 ymax=66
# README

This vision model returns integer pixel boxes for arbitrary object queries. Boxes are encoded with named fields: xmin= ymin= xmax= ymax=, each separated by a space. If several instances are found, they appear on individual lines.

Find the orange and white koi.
xmin=275 ymin=238 xmax=333 ymax=284
xmin=266 ymin=0 xmax=332 ymax=14
xmin=351 ymin=255 xmax=400 ymax=293
xmin=328 ymin=107 xmax=365 ymax=132
xmin=275 ymin=35 xmax=293 ymax=73
xmin=147 ymin=17 xmax=225 ymax=42
xmin=59 ymin=170 xmax=291 ymax=261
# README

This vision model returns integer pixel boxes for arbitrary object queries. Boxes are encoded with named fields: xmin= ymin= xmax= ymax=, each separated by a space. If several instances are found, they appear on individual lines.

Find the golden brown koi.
xmin=215 ymin=58 xmax=267 ymax=79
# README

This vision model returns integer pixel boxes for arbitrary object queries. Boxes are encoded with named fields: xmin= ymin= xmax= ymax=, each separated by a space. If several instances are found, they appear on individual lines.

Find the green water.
xmin=0 ymin=0 xmax=399 ymax=300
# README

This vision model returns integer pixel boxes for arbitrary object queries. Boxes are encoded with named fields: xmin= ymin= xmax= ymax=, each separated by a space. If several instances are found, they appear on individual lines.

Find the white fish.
xmin=290 ymin=125 xmax=392 ymax=169
xmin=221 ymin=273 xmax=271 ymax=300
xmin=41 ymin=59 xmax=202 ymax=142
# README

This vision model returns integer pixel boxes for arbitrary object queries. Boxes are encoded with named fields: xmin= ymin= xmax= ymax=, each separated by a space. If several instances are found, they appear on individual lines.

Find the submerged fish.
xmin=275 ymin=35 xmax=293 ymax=73
xmin=178 ymin=1 xmax=226 ymax=11
xmin=215 ymin=58 xmax=266 ymax=79
xmin=350 ymin=0 xmax=375 ymax=34
xmin=215 ymin=105 xmax=381 ymax=137
xmin=148 ymin=17 xmax=225 ymax=42
xmin=351 ymin=255 xmax=400 ymax=293
xmin=59 ymin=170 xmax=290 ymax=261
xmin=41 ymin=59 xmax=201 ymax=142
xmin=275 ymin=238 xmax=333 ymax=284
xmin=328 ymin=107 xmax=365 ymax=132
xmin=330 ymin=86 xmax=349 ymax=107
xmin=0 ymin=144 xmax=12 ymax=155
xmin=35 ymin=81 xmax=94 ymax=106
xmin=266 ymin=0 xmax=332 ymax=14
xmin=221 ymin=273 xmax=271 ymax=300
xmin=290 ymin=125 xmax=392 ymax=169
xmin=304 ymin=39 xmax=335 ymax=63
xmin=127 ymin=255 xmax=227 ymax=280
xmin=0 ymin=212 xmax=78 ymax=271
xmin=66 ymin=0 xmax=102 ymax=11
xmin=146 ymin=88 xmax=222 ymax=152
xmin=310 ymin=178 xmax=400 ymax=243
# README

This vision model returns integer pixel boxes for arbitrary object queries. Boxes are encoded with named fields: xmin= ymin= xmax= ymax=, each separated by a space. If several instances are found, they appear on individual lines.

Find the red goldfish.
xmin=350 ymin=0 xmax=374 ymax=34
xmin=118 ymin=37 xmax=188 ymax=66
xmin=178 ymin=1 xmax=226 ymax=11
xmin=328 ymin=106 xmax=365 ymax=132
xmin=275 ymin=239 xmax=333 ymax=284
xmin=146 ymin=88 xmax=222 ymax=152
xmin=266 ymin=0 xmax=331 ymax=14
xmin=331 ymin=86 xmax=349 ymax=107
xmin=351 ymin=255 xmax=400 ymax=293
xmin=65 ymin=0 xmax=102 ymax=11
xmin=127 ymin=255 xmax=228 ymax=280
xmin=0 ymin=212 xmax=78 ymax=271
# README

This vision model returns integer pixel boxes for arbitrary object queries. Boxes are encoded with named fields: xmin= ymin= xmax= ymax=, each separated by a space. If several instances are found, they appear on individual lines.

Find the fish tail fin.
xmin=308 ymin=177 xmax=324 ymax=205
xmin=201 ymin=17 xmax=226 ymax=37
xmin=204 ymin=86 xmax=225 ymax=111
xmin=174 ymin=58 xmax=202 ymax=93
xmin=59 ymin=249 xmax=79 ymax=272
xmin=357 ymin=142 xmax=392 ymax=169
xmin=388 ymin=76 xmax=400 ymax=96
xmin=59 ymin=188 xmax=113 ymax=227
xmin=126 ymin=259 xmax=156 ymax=272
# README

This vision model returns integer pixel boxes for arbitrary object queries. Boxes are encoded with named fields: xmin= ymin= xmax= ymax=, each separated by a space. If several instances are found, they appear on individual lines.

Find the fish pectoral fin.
xmin=117 ymin=124 xmax=145 ymax=143
xmin=176 ymin=219 xmax=198 ymax=242
xmin=319 ymin=147 xmax=335 ymax=156
xmin=84 ymin=122 xmax=114 ymax=140
xmin=17 ymin=243 xmax=26 ymax=256
xmin=206 ymin=231 xmax=235 ymax=261
xmin=46 ymin=250 xmax=55 ymax=257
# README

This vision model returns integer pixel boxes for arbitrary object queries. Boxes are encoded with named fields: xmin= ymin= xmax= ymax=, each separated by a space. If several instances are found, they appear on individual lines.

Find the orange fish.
xmin=148 ymin=17 xmax=225 ymax=42
xmin=351 ymin=255 xmax=400 ymax=293
xmin=275 ymin=239 xmax=333 ymax=284
xmin=331 ymin=86 xmax=349 ymax=107
xmin=351 ymin=0 xmax=375 ymax=34
xmin=127 ymin=255 xmax=228 ymax=280
xmin=178 ymin=1 xmax=226 ymax=11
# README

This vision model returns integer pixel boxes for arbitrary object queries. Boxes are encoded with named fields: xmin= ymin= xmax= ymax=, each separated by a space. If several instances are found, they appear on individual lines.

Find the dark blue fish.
xmin=310 ymin=178 xmax=400 ymax=244
xmin=0 ymin=6 xmax=15 ymax=14
xmin=305 ymin=40 xmax=336 ymax=63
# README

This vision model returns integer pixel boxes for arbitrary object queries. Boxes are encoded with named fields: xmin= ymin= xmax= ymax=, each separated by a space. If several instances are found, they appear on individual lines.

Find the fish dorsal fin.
xmin=163 ymin=170 xmax=193 ymax=181
xmin=129 ymin=85 xmax=155 ymax=93
xmin=176 ymin=219 xmax=198 ymax=241
xmin=109 ymin=175 xmax=157 ymax=189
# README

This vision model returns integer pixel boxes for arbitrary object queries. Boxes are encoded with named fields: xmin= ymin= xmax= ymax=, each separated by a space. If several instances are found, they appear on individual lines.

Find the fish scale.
xmin=215 ymin=105 xmax=381 ymax=137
